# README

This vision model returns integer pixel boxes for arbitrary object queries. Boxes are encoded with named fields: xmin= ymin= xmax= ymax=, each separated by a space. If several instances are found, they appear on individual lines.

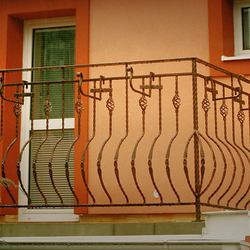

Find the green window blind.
xmin=29 ymin=130 xmax=74 ymax=205
xmin=32 ymin=27 xmax=75 ymax=119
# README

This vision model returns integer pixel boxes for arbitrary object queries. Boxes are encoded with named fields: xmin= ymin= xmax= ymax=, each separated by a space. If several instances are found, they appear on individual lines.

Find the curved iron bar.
xmin=64 ymin=74 xmax=84 ymax=205
xmin=219 ymin=88 xmax=245 ymax=207
xmin=80 ymin=80 xmax=97 ymax=204
xmin=1 ymin=103 xmax=22 ymax=205
xmin=127 ymin=67 xmax=154 ymax=97
xmin=47 ymin=69 xmax=66 ymax=205
xmin=0 ymin=77 xmax=29 ymax=105
xmin=239 ymin=98 xmax=250 ymax=153
xmin=183 ymin=131 xmax=206 ymax=197
xmin=238 ymin=98 xmax=250 ymax=209
xmin=113 ymin=65 xmax=130 ymax=203
xmin=130 ymin=78 xmax=147 ymax=203
xmin=211 ymin=88 xmax=237 ymax=205
xmin=231 ymin=92 xmax=250 ymax=208
xmin=183 ymin=132 xmax=196 ymax=196
xmin=96 ymin=79 xmax=113 ymax=204
xmin=198 ymin=134 xmax=216 ymax=196
xmin=148 ymin=76 xmax=163 ymax=203
xmin=16 ymin=84 xmax=35 ymax=205
xmin=32 ymin=85 xmax=52 ymax=205
xmin=202 ymin=81 xmax=227 ymax=204
xmin=165 ymin=76 xmax=181 ymax=203
xmin=78 ymin=72 xmax=103 ymax=100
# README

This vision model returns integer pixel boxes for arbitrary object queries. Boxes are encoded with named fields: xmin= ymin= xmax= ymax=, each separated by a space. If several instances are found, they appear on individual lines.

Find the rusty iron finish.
xmin=191 ymin=58 xmax=201 ymax=222
xmin=96 ymin=79 xmax=113 ymax=204
xmin=47 ymin=68 xmax=66 ymax=205
xmin=16 ymin=84 xmax=34 ymax=205
xmin=220 ymin=87 xmax=245 ymax=207
xmin=202 ymin=79 xmax=227 ymax=204
xmin=64 ymin=74 xmax=83 ymax=205
xmin=183 ymin=131 xmax=206 ymax=198
xmin=148 ymin=76 xmax=163 ymax=203
xmin=1 ymin=85 xmax=24 ymax=204
xmin=2 ymin=58 xmax=250 ymax=220
xmin=130 ymin=78 xmax=147 ymax=203
xmin=198 ymin=133 xmax=216 ymax=196
xmin=210 ymin=76 xmax=243 ymax=102
xmin=165 ymin=76 xmax=181 ymax=203
xmin=80 ymin=80 xmax=97 ymax=204
xmin=113 ymin=64 xmax=130 ymax=204
xmin=230 ymin=79 xmax=250 ymax=208
xmin=31 ymin=84 xmax=52 ymax=205
xmin=213 ymin=100 xmax=236 ymax=205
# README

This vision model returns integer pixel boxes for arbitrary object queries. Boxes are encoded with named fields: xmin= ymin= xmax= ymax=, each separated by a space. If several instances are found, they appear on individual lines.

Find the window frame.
xmin=234 ymin=0 xmax=250 ymax=56
xmin=19 ymin=16 xmax=79 ymax=222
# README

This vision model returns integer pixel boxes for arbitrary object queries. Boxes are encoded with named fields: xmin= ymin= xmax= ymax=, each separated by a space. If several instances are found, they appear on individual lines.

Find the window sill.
xmin=221 ymin=55 xmax=250 ymax=61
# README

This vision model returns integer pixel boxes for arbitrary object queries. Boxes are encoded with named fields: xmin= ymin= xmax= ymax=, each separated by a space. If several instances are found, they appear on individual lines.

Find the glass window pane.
xmin=242 ymin=7 xmax=250 ymax=50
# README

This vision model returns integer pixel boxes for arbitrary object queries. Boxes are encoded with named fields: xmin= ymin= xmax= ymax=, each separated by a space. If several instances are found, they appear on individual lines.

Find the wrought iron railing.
xmin=1 ymin=57 xmax=250 ymax=221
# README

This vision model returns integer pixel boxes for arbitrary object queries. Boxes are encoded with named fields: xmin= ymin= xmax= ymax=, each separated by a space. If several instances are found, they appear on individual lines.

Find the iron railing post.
xmin=192 ymin=58 xmax=201 ymax=221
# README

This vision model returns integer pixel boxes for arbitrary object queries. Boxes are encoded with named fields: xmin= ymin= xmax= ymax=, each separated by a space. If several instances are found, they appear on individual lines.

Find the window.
xmin=234 ymin=0 xmax=250 ymax=56
xmin=19 ymin=17 xmax=78 ymax=222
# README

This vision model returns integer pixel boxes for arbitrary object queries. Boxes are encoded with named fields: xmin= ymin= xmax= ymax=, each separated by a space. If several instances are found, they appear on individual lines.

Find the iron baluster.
xmin=113 ymin=64 xmax=130 ymax=203
xmin=165 ymin=76 xmax=181 ymax=203
xmin=192 ymin=58 xmax=201 ymax=222
xmin=16 ymin=83 xmax=34 ymax=205
xmin=32 ymin=84 xmax=52 ymax=205
xmin=47 ymin=68 xmax=66 ymax=205
xmin=202 ymin=78 xmax=227 ymax=204
xmin=230 ymin=78 xmax=250 ymax=208
xmin=97 ymin=79 xmax=113 ymax=204
xmin=65 ymin=73 xmax=84 ymax=205
xmin=130 ymin=78 xmax=147 ymax=203
xmin=1 ymin=85 xmax=21 ymax=205
xmin=148 ymin=76 xmax=163 ymax=203
xmin=81 ymin=80 xmax=97 ymax=204
xmin=220 ymin=87 xmax=244 ymax=207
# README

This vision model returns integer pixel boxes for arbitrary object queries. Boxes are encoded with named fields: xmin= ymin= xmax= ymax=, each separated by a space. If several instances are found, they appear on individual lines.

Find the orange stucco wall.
xmin=87 ymin=0 xmax=210 ymax=215
xmin=90 ymin=0 xmax=209 ymax=63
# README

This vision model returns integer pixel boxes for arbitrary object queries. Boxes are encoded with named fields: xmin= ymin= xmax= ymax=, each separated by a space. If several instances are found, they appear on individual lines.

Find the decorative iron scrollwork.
xmin=75 ymin=99 xmax=84 ymax=114
xmin=44 ymin=100 xmax=52 ymax=116
xmin=220 ymin=103 xmax=228 ymax=118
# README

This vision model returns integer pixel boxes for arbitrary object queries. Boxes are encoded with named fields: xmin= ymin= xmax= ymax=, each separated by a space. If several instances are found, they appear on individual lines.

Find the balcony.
xmin=0 ymin=57 xmax=250 ymax=222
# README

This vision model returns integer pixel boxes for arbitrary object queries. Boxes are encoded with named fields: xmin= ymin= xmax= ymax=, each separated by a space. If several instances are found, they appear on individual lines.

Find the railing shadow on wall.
xmin=0 ymin=57 xmax=250 ymax=221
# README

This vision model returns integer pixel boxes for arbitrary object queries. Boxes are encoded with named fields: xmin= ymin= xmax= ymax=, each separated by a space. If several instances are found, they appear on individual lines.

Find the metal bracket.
xmin=127 ymin=67 xmax=160 ymax=97
xmin=209 ymin=75 xmax=243 ymax=102
xmin=14 ymin=80 xmax=34 ymax=105
xmin=0 ymin=78 xmax=33 ymax=104
xmin=77 ymin=72 xmax=109 ymax=101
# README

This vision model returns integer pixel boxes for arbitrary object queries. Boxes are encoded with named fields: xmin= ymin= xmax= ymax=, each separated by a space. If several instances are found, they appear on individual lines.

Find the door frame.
xmin=19 ymin=16 xmax=79 ymax=222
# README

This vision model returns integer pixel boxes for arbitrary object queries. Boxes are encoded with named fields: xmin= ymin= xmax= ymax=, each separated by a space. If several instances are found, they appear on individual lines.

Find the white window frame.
xmin=19 ymin=17 xmax=78 ymax=222
xmin=234 ymin=0 xmax=250 ymax=56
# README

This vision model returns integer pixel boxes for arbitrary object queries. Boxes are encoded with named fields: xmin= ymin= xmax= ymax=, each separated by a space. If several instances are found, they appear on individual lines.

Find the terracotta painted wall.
xmin=0 ymin=0 xmax=89 ymax=214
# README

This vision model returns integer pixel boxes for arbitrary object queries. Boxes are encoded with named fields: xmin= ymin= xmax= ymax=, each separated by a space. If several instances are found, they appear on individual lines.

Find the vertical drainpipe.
xmin=192 ymin=58 xmax=201 ymax=222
